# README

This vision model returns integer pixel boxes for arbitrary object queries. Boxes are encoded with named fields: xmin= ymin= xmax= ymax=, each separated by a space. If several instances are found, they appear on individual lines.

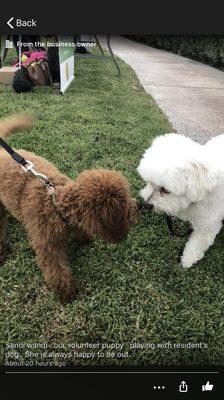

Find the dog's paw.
xmin=59 ymin=276 xmax=76 ymax=303
xmin=181 ymin=251 xmax=201 ymax=269
xmin=181 ymin=246 xmax=204 ymax=269
xmin=0 ymin=244 xmax=6 ymax=265
xmin=59 ymin=286 xmax=76 ymax=303
xmin=46 ymin=266 xmax=77 ymax=303
xmin=181 ymin=255 xmax=194 ymax=269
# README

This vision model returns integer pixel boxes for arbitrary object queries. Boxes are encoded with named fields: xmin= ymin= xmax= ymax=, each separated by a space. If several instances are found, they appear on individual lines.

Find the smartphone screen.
xmin=0 ymin=9 xmax=223 ymax=398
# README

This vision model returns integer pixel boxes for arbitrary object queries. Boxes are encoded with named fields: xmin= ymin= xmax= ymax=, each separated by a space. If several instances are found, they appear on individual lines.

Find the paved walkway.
xmin=100 ymin=36 xmax=224 ymax=143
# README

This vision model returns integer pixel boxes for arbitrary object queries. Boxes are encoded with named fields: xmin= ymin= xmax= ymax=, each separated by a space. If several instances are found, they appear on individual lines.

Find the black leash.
xmin=0 ymin=137 xmax=72 ymax=225
xmin=139 ymin=198 xmax=193 ymax=238
xmin=0 ymin=137 xmax=55 ymax=193
xmin=165 ymin=215 xmax=193 ymax=237
xmin=0 ymin=137 xmax=28 ymax=166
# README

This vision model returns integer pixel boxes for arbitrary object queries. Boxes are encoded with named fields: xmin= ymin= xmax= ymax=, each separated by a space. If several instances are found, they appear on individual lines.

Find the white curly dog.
xmin=138 ymin=133 xmax=224 ymax=269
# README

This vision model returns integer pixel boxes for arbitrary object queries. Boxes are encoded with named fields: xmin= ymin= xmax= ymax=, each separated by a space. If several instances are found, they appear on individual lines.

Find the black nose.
xmin=143 ymin=202 xmax=153 ymax=210
xmin=137 ymin=199 xmax=153 ymax=210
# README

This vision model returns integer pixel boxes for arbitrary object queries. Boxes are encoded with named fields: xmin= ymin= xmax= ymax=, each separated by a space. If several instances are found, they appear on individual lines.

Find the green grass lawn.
xmin=0 ymin=51 xmax=224 ymax=367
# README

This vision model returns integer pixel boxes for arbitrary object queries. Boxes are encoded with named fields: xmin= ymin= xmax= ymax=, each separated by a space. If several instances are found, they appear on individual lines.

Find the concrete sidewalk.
xmin=100 ymin=36 xmax=224 ymax=143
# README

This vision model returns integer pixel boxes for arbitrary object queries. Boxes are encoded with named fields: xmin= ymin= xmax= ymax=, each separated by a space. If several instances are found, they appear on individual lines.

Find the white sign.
xmin=58 ymin=35 xmax=75 ymax=94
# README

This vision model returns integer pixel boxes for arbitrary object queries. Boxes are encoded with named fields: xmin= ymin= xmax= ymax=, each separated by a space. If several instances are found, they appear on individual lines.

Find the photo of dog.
xmin=138 ymin=132 xmax=224 ymax=269
xmin=2 ymin=33 xmax=224 ymax=370
xmin=0 ymin=115 xmax=138 ymax=302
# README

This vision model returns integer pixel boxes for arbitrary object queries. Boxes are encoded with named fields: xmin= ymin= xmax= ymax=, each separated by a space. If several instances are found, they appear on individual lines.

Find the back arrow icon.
xmin=7 ymin=17 xmax=14 ymax=29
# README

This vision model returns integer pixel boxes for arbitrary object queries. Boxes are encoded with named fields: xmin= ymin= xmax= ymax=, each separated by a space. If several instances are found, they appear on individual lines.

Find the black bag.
xmin=12 ymin=67 xmax=33 ymax=93
xmin=47 ymin=47 xmax=60 ymax=82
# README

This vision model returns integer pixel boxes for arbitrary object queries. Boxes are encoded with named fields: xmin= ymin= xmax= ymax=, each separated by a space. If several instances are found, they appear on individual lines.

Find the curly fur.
xmin=0 ymin=116 xmax=138 ymax=301
xmin=138 ymin=132 xmax=224 ymax=269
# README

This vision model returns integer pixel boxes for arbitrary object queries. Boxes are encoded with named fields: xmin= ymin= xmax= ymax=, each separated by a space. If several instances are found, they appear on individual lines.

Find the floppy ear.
xmin=97 ymin=203 xmax=129 ymax=243
xmin=185 ymin=161 xmax=217 ymax=202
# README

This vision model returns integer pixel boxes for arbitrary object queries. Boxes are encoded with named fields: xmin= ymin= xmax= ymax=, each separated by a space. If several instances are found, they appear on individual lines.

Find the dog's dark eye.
xmin=160 ymin=187 xmax=170 ymax=194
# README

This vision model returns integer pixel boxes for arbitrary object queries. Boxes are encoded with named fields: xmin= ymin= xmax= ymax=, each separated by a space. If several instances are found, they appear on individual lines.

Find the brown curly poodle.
xmin=0 ymin=116 xmax=138 ymax=301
